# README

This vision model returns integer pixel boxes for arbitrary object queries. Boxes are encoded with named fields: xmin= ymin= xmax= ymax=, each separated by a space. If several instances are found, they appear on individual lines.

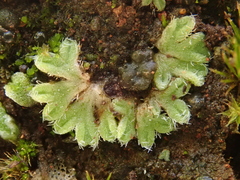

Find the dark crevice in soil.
xmin=225 ymin=133 xmax=240 ymax=179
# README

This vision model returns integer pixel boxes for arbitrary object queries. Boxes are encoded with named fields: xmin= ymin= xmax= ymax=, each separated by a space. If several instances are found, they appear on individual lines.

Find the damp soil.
xmin=0 ymin=0 xmax=239 ymax=179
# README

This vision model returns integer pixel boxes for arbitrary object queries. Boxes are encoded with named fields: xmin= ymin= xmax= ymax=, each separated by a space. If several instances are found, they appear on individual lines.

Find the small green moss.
xmin=85 ymin=54 xmax=99 ymax=61
xmin=83 ymin=62 xmax=91 ymax=70
xmin=86 ymin=171 xmax=112 ymax=180
xmin=142 ymin=0 xmax=166 ymax=11
xmin=182 ymin=150 xmax=189 ymax=155
xmin=111 ymin=0 xmax=117 ymax=8
xmin=0 ymin=53 xmax=7 ymax=60
xmin=0 ymin=139 xmax=37 ymax=180
xmin=20 ymin=16 xmax=28 ymax=24
xmin=158 ymin=149 xmax=170 ymax=161
xmin=100 ymin=62 xmax=105 ymax=69
xmin=16 ymin=139 xmax=37 ymax=163
xmin=48 ymin=33 xmax=64 ymax=53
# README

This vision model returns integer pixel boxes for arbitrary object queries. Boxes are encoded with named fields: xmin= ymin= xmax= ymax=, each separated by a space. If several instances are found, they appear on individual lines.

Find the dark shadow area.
xmin=224 ymin=133 xmax=240 ymax=179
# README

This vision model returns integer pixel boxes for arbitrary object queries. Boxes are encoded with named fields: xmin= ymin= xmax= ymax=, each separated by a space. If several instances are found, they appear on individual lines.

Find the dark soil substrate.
xmin=0 ymin=0 xmax=239 ymax=179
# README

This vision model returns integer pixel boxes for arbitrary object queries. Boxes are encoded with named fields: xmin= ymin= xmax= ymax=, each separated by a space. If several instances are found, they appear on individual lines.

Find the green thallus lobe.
xmin=4 ymin=16 xmax=210 ymax=150
xmin=0 ymin=102 xmax=20 ymax=143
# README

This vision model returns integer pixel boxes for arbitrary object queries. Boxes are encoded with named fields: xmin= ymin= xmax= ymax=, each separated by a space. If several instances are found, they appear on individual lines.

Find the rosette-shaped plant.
xmin=4 ymin=16 xmax=210 ymax=149
xmin=29 ymin=40 xmax=137 ymax=148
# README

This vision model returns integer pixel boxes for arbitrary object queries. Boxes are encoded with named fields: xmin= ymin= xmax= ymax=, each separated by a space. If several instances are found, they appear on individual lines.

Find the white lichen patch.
xmin=31 ymin=162 xmax=77 ymax=180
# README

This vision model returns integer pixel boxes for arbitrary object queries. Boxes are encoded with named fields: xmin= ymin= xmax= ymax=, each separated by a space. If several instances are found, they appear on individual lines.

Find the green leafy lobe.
xmin=0 ymin=102 xmax=20 ymax=143
xmin=4 ymin=72 xmax=36 ymax=107
xmin=154 ymin=16 xmax=209 ymax=90
xmin=142 ymin=0 xmax=166 ymax=11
